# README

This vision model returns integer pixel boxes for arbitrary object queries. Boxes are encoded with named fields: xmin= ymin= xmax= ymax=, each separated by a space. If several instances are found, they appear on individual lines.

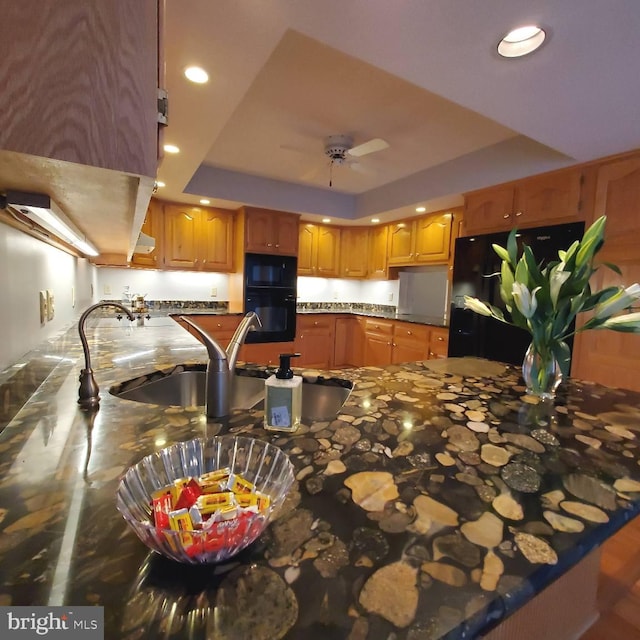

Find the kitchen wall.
xmin=0 ymin=224 xmax=96 ymax=372
xmin=96 ymin=268 xmax=401 ymax=306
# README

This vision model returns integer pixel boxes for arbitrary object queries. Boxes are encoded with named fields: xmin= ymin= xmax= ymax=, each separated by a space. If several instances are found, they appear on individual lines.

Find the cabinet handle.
xmin=194 ymin=258 xmax=198 ymax=264
xmin=275 ymin=244 xmax=280 ymax=248
xmin=314 ymin=321 xmax=319 ymax=326
xmin=515 ymin=211 xmax=523 ymax=217
xmin=267 ymin=243 xmax=273 ymax=247
xmin=217 ymin=323 xmax=222 ymax=328
xmin=407 ymin=330 xmax=412 ymax=335
xmin=437 ymin=336 xmax=444 ymax=341
xmin=502 ymin=214 xmax=510 ymax=219
xmin=392 ymin=342 xmax=397 ymax=347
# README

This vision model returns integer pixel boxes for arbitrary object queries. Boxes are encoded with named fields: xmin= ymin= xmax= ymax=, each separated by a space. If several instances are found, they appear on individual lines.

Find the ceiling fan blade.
xmin=348 ymin=138 xmax=389 ymax=157
xmin=347 ymin=160 xmax=372 ymax=175
xmin=301 ymin=161 xmax=329 ymax=182
xmin=280 ymin=143 xmax=317 ymax=156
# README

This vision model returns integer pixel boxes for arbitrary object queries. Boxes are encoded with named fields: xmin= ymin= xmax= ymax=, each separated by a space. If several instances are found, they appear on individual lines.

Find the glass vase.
xmin=522 ymin=342 xmax=563 ymax=400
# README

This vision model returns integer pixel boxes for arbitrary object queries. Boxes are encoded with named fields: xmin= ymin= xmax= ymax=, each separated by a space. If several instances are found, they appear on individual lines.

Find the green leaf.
xmin=500 ymin=261 xmax=514 ymax=306
xmin=551 ymin=341 xmax=572 ymax=378
xmin=514 ymin=255 xmax=530 ymax=289
xmin=507 ymin=228 xmax=518 ymax=266
xmin=603 ymin=261 xmax=622 ymax=276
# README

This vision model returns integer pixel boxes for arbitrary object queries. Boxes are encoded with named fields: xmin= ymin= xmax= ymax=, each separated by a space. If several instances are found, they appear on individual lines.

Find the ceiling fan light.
xmin=498 ymin=25 xmax=546 ymax=58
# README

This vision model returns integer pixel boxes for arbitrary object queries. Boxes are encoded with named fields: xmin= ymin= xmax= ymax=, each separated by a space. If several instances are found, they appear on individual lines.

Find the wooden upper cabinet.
xmin=387 ymin=211 xmax=453 ymax=266
xmin=414 ymin=212 xmax=453 ymax=263
xmin=164 ymin=204 xmax=199 ymax=269
xmin=340 ymin=227 xmax=369 ymax=277
xmin=316 ymin=227 xmax=341 ymax=276
xmin=571 ymin=153 xmax=640 ymax=393
xmin=297 ymin=224 xmax=340 ymax=277
xmin=387 ymin=222 xmax=414 ymax=264
xmin=463 ymin=186 xmax=515 ymax=234
xmin=464 ymin=167 xmax=584 ymax=235
xmin=163 ymin=204 xmax=234 ymax=271
xmin=200 ymin=208 xmax=234 ymax=271
xmin=368 ymin=225 xmax=389 ymax=279
xmin=131 ymin=198 xmax=164 ymax=268
xmin=244 ymin=207 xmax=299 ymax=255
xmin=0 ymin=0 xmax=160 ymax=177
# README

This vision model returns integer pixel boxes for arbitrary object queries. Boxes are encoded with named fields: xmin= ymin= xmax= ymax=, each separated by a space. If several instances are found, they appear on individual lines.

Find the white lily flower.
xmin=599 ymin=312 xmax=640 ymax=332
xmin=512 ymin=283 xmax=541 ymax=319
xmin=593 ymin=283 xmax=640 ymax=319
xmin=464 ymin=296 xmax=493 ymax=317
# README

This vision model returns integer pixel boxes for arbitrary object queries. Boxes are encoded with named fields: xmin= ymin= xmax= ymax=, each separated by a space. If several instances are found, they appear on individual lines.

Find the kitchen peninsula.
xmin=1 ymin=318 xmax=640 ymax=639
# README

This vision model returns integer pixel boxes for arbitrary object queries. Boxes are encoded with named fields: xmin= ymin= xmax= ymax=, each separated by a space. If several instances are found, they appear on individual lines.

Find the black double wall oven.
xmin=243 ymin=253 xmax=297 ymax=343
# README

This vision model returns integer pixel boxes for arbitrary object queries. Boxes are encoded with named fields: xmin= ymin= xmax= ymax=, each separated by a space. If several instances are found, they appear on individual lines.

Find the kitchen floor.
xmin=581 ymin=515 xmax=640 ymax=639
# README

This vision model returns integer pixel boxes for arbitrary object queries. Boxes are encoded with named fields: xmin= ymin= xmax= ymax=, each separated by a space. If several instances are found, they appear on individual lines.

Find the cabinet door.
xmin=392 ymin=322 xmax=429 ymax=363
xmin=295 ymin=315 xmax=334 ymax=368
xmin=387 ymin=221 xmax=415 ymax=265
xmin=515 ymin=168 xmax=583 ymax=226
xmin=164 ymin=205 xmax=199 ymax=269
xmin=340 ymin=228 xmax=369 ymax=277
xmin=364 ymin=319 xmax=393 ymax=366
xmin=275 ymin=213 xmax=300 ymax=255
xmin=463 ymin=186 xmax=516 ymax=235
xmin=571 ymin=155 xmax=640 ymax=392
xmin=368 ymin=226 xmax=389 ymax=279
xmin=200 ymin=208 xmax=234 ymax=271
xmin=245 ymin=209 xmax=274 ymax=253
xmin=428 ymin=327 xmax=449 ymax=359
xmin=240 ymin=342 xmax=294 ymax=366
xmin=298 ymin=224 xmax=317 ymax=275
xmin=0 ymin=0 xmax=159 ymax=177
xmin=131 ymin=198 xmax=163 ymax=268
xmin=184 ymin=315 xmax=242 ymax=347
xmin=414 ymin=213 xmax=452 ymax=264
xmin=316 ymin=227 xmax=341 ymax=277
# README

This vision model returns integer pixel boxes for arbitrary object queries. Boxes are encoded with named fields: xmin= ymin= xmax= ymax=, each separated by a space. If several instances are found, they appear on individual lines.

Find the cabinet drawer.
xmin=364 ymin=318 xmax=394 ymax=337
xmin=393 ymin=322 xmax=429 ymax=345
xmin=297 ymin=315 xmax=334 ymax=332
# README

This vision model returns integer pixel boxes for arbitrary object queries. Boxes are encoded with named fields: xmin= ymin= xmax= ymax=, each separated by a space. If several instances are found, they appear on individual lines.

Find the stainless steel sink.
xmin=109 ymin=366 xmax=352 ymax=420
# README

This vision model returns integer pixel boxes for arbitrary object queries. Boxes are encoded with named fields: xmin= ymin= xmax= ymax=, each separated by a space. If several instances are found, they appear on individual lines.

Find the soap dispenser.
xmin=265 ymin=353 xmax=302 ymax=432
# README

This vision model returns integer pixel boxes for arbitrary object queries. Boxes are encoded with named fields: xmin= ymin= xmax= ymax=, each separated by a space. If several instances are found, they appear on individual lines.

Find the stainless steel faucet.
xmin=78 ymin=302 xmax=135 ymax=408
xmin=179 ymin=312 xmax=262 ymax=418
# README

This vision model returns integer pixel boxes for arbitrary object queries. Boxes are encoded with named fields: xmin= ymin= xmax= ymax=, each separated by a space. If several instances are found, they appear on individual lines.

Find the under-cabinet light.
xmin=3 ymin=190 xmax=99 ymax=257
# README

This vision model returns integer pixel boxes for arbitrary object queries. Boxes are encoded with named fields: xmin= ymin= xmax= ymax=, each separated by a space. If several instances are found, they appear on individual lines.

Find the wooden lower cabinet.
xmin=571 ymin=153 xmax=640 ymax=392
xmin=174 ymin=313 xmax=449 ymax=371
xmin=294 ymin=315 xmax=335 ymax=369
xmin=334 ymin=317 xmax=364 ymax=367
xmin=428 ymin=326 xmax=450 ymax=359
xmin=392 ymin=322 xmax=429 ymax=364
xmin=240 ymin=342 xmax=294 ymax=367
xmin=174 ymin=314 xmax=241 ymax=347
xmin=364 ymin=319 xmax=394 ymax=366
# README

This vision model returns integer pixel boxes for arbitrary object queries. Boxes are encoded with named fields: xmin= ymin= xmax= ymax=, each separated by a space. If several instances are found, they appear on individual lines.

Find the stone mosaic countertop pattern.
xmin=1 ymin=320 xmax=640 ymax=639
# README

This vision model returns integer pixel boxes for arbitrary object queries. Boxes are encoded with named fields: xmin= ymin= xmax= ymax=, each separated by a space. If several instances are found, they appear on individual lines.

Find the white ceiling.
xmin=159 ymin=0 xmax=640 ymax=225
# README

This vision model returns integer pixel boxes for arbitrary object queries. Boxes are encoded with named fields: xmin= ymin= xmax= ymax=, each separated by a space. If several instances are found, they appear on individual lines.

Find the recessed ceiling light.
xmin=498 ymin=25 xmax=546 ymax=58
xmin=200 ymin=199 xmax=210 ymax=205
xmin=155 ymin=180 xmax=166 ymax=188
xmin=415 ymin=206 xmax=426 ymax=213
xmin=184 ymin=66 xmax=209 ymax=84
xmin=322 ymin=218 xmax=331 ymax=224
xmin=371 ymin=218 xmax=380 ymax=224
xmin=164 ymin=144 xmax=180 ymax=154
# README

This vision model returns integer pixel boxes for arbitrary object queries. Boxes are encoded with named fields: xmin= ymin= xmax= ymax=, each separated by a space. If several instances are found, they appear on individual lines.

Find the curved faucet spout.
xmin=226 ymin=312 xmax=263 ymax=372
xmin=78 ymin=302 xmax=135 ymax=409
xmin=178 ymin=312 xmax=262 ymax=419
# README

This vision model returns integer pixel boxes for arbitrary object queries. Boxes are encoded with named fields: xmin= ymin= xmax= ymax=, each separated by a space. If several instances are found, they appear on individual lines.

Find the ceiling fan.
xmin=289 ymin=134 xmax=390 ymax=186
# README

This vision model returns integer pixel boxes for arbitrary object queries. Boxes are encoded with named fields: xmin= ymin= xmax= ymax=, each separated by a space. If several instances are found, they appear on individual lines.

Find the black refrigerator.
xmin=448 ymin=221 xmax=585 ymax=365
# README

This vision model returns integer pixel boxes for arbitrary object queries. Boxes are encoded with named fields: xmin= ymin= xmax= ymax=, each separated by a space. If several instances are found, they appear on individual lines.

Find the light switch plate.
xmin=46 ymin=290 xmax=55 ymax=321
xmin=39 ymin=291 xmax=47 ymax=324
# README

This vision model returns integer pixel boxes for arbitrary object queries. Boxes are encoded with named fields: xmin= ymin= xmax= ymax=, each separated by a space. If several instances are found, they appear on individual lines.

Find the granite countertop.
xmin=1 ymin=320 xmax=640 ymax=639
